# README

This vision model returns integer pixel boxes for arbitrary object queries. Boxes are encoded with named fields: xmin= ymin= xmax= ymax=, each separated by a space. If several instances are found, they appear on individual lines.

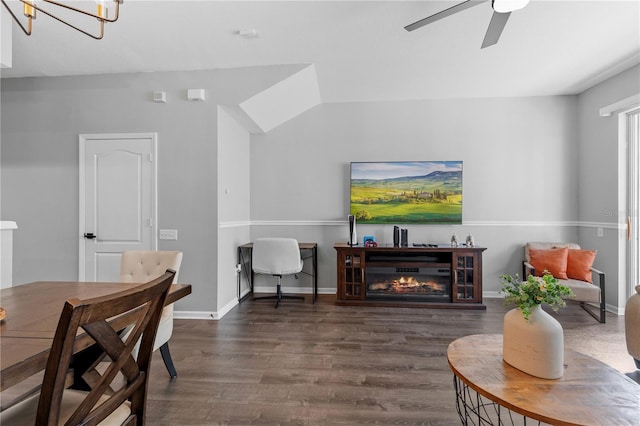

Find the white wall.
xmin=217 ymin=106 xmax=251 ymax=317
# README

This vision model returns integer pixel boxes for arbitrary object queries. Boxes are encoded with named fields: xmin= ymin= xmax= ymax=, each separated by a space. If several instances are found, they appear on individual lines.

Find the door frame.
xmin=78 ymin=132 xmax=158 ymax=280
xmin=624 ymin=108 xmax=640 ymax=299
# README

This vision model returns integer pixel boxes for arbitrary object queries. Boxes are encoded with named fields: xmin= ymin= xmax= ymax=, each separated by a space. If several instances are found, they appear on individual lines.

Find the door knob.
xmin=84 ymin=233 xmax=97 ymax=239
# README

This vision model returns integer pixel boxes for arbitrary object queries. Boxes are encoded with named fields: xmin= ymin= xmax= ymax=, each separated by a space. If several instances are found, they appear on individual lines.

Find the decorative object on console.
xmin=450 ymin=233 xmax=458 ymax=247
xmin=350 ymin=161 xmax=462 ymax=224
xmin=363 ymin=235 xmax=377 ymax=247
xmin=401 ymin=229 xmax=408 ymax=247
xmin=348 ymin=214 xmax=357 ymax=246
xmin=500 ymin=273 xmax=574 ymax=379
xmin=465 ymin=234 xmax=474 ymax=247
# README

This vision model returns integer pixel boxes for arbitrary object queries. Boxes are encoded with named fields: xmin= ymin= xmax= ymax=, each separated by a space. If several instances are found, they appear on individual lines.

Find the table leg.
xmin=452 ymin=376 xmax=543 ymax=426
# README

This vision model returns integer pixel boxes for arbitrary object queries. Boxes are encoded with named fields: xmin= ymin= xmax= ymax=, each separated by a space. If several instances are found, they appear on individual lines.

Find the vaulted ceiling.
xmin=2 ymin=1 xmax=639 ymax=103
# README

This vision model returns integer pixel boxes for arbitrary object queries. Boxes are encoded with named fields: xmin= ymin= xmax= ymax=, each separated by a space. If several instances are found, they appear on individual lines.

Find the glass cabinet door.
xmin=454 ymin=253 xmax=478 ymax=302
xmin=343 ymin=252 xmax=364 ymax=299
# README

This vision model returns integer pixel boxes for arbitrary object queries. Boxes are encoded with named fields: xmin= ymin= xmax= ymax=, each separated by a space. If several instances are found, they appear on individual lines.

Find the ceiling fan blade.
xmin=405 ymin=0 xmax=489 ymax=32
xmin=481 ymin=11 xmax=511 ymax=48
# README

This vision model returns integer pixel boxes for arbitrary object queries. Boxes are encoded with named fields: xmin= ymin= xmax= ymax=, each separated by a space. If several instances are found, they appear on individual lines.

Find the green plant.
xmin=500 ymin=273 xmax=575 ymax=321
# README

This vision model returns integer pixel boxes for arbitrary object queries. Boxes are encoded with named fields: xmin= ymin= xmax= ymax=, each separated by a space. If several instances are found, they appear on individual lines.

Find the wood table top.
xmin=447 ymin=334 xmax=640 ymax=426
xmin=0 ymin=281 xmax=191 ymax=390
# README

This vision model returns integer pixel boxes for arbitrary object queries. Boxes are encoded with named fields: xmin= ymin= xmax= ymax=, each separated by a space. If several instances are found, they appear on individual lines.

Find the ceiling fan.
xmin=405 ymin=0 xmax=530 ymax=48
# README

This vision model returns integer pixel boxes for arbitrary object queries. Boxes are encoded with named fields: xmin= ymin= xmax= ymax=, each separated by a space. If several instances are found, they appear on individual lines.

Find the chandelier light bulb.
xmin=96 ymin=0 xmax=106 ymax=19
xmin=23 ymin=0 xmax=36 ymax=18
xmin=492 ymin=0 xmax=530 ymax=14
xmin=3 ymin=0 xmax=123 ymax=38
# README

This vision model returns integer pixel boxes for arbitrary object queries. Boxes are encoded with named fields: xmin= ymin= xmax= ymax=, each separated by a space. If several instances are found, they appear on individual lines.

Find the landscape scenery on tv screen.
xmin=350 ymin=161 xmax=463 ymax=224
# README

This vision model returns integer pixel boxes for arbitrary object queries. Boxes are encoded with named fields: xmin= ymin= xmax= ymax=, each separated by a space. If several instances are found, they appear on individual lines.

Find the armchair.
xmin=523 ymin=242 xmax=605 ymax=323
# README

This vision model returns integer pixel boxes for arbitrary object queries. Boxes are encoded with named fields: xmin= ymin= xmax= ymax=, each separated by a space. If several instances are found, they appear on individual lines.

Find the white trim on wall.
xmin=226 ymin=219 xmax=620 ymax=229
xmin=219 ymin=221 xmax=251 ymax=229
xmin=599 ymin=93 xmax=640 ymax=117
xmin=250 ymin=220 xmax=345 ymax=227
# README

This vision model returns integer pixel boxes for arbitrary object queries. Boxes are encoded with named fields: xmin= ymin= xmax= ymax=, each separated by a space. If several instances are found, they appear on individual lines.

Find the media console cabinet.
xmin=334 ymin=243 xmax=486 ymax=309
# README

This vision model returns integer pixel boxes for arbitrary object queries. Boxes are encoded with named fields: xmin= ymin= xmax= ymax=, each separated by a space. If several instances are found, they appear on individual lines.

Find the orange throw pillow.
xmin=566 ymin=249 xmax=596 ymax=283
xmin=528 ymin=247 xmax=569 ymax=280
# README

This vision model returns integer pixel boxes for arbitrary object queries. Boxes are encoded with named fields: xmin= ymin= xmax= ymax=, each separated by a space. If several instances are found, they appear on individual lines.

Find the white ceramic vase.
xmin=503 ymin=304 xmax=565 ymax=379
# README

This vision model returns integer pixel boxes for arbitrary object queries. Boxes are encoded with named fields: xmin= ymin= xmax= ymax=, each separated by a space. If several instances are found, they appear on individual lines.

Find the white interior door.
xmin=79 ymin=133 xmax=157 ymax=281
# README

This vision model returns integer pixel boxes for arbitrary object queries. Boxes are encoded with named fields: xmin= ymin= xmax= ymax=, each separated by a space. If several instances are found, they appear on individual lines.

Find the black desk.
xmin=237 ymin=242 xmax=318 ymax=303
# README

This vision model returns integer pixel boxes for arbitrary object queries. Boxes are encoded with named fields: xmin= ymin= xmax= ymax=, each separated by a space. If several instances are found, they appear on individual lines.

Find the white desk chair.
xmin=120 ymin=250 xmax=183 ymax=378
xmin=252 ymin=238 xmax=304 ymax=308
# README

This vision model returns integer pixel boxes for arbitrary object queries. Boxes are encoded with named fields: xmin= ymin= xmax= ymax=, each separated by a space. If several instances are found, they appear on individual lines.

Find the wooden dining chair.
xmin=0 ymin=270 xmax=175 ymax=426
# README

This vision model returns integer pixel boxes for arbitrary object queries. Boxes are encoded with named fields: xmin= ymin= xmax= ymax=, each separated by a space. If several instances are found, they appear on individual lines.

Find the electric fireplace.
xmin=366 ymin=266 xmax=451 ymax=302
xmin=335 ymin=243 xmax=486 ymax=309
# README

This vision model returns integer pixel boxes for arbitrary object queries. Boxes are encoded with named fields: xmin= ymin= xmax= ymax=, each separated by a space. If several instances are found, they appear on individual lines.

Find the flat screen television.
xmin=350 ymin=161 xmax=463 ymax=224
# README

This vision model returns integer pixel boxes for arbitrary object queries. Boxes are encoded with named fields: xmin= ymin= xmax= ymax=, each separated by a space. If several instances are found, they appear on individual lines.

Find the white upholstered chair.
xmin=120 ymin=250 xmax=183 ymax=377
xmin=252 ymin=238 xmax=304 ymax=308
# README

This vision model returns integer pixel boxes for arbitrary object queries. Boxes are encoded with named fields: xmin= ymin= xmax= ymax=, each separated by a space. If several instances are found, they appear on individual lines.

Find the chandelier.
xmin=1 ymin=0 xmax=123 ymax=39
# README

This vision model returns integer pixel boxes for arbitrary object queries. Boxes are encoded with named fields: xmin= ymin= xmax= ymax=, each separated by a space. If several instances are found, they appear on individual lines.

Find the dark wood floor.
xmin=145 ymin=296 xmax=636 ymax=425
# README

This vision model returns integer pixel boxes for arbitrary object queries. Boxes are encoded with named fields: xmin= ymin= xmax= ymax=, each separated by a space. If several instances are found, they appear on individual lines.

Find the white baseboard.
xmin=174 ymin=311 xmax=217 ymax=320
xmin=175 ymin=298 xmax=239 ymax=321
xmin=177 ymin=293 xmax=622 ymax=319
xmin=216 ymin=298 xmax=239 ymax=319
xmin=253 ymin=286 xmax=336 ymax=295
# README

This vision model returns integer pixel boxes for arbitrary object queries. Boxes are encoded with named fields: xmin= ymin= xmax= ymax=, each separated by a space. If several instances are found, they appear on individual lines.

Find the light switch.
xmin=159 ymin=229 xmax=178 ymax=240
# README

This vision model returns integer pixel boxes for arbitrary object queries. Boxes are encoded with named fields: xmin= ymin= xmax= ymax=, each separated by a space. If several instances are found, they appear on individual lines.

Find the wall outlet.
xmin=597 ymin=227 xmax=604 ymax=237
xmin=159 ymin=229 xmax=178 ymax=240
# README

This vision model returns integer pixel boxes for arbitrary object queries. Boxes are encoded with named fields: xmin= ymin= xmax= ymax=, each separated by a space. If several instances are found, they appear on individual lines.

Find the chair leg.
xmin=253 ymin=275 xmax=304 ymax=308
xmin=275 ymin=282 xmax=282 ymax=308
xmin=160 ymin=342 xmax=177 ymax=379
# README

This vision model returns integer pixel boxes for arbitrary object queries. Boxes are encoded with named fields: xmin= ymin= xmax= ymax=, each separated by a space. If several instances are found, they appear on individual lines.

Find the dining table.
xmin=0 ymin=280 xmax=192 ymax=392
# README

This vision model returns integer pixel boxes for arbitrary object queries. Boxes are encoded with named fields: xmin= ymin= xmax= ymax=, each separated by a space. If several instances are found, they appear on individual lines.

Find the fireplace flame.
xmin=369 ymin=276 xmax=445 ymax=294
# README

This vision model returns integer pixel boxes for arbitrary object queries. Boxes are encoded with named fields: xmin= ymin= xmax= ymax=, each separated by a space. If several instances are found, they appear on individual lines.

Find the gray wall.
xmin=577 ymin=64 xmax=640 ymax=309
xmin=250 ymin=97 xmax=581 ymax=295
xmin=0 ymin=66 xmax=300 ymax=315
xmin=2 ymin=64 xmax=639 ymax=315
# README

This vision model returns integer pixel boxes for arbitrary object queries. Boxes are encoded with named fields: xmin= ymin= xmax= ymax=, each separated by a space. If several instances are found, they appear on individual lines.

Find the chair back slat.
xmin=35 ymin=269 xmax=175 ymax=426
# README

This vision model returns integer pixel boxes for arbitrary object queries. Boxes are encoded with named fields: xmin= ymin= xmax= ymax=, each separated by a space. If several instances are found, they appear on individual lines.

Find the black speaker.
xmin=401 ymin=228 xmax=408 ymax=247
xmin=393 ymin=226 xmax=400 ymax=247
